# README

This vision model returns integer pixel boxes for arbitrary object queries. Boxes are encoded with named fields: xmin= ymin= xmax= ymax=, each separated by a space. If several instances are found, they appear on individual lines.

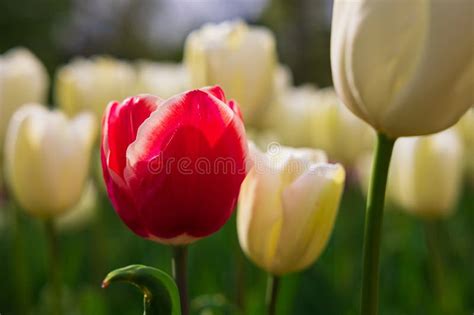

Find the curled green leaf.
xmin=102 ymin=265 xmax=181 ymax=315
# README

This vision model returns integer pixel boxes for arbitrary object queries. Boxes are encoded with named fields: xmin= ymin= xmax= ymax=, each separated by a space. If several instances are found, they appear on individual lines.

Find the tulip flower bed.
xmin=0 ymin=2 xmax=473 ymax=315
xmin=0 ymin=185 xmax=473 ymax=314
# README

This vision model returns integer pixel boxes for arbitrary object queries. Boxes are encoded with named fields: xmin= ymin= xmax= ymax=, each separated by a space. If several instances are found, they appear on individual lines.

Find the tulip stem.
xmin=360 ymin=132 xmax=396 ymax=315
xmin=266 ymin=274 xmax=280 ymax=315
xmin=13 ymin=207 xmax=30 ymax=314
xmin=45 ymin=219 xmax=62 ymax=315
xmin=172 ymin=246 xmax=189 ymax=315
xmin=423 ymin=220 xmax=446 ymax=312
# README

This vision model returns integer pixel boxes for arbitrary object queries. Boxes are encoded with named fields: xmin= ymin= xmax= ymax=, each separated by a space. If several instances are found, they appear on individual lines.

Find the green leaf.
xmin=102 ymin=265 xmax=181 ymax=315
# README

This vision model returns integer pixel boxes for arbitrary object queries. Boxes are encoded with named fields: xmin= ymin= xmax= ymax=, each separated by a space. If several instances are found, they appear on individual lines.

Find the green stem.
xmin=266 ymin=274 xmax=280 ymax=315
xmin=45 ymin=219 xmax=62 ymax=315
xmin=360 ymin=132 xmax=396 ymax=315
xmin=13 ymin=208 xmax=30 ymax=314
xmin=423 ymin=220 xmax=446 ymax=313
xmin=235 ymin=247 xmax=245 ymax=311
xmin=172 ymin=246 xmax=189 ymax=315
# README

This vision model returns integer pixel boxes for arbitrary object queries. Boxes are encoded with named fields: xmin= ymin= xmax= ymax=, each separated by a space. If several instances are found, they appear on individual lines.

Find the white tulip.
xmin=135 ymin=61 xmax=190 ymax=99
xmin=0 ymin=48 xmax=48 ymax=154
xmin=310 ymin=87 xmax=374 ymax=166
xmin=55 ymin=56 xmax=136 ymax=119
xmin=4 ymin=104 xmax=97 ymax=218
xmin=391 ymin=129 xmax=464 ymax=218
xmin=238 ymin=142 xmax=345 ymax=275
xmin=185 ymin=20 xmax=277 ymax=126
xmin=331 ymin=0 xmax=473 ymax=138
xmin=267 ymin=85 xmax=318 ymax=147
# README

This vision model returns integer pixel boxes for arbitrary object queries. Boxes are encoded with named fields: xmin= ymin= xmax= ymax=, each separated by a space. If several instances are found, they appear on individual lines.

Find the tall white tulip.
xmin=135 ymin=61 xmax=190 ymax=99
xmin=0 ymin=48 xmax=48 ymax=154
xmin=238 ymin=142 xmax=345 ymax=275
xmin=4 ymin=104 xmax=97 ymax=218
xmin=331 ymin=0 xmax=473 ymax=138
xmin=55 ymin=56 xmax=136 ymax=119
xmin=391 ymin=129 xmax=464 ymax=218
xmin=184 ymin=20 xmax=277 ymax=126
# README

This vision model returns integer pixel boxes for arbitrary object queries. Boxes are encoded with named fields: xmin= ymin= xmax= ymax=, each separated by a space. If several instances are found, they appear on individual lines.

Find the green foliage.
xmin=1 ymin=185 xmax=473 ymax=314
xmin=102 ymin=265 xmax=181 ymax=315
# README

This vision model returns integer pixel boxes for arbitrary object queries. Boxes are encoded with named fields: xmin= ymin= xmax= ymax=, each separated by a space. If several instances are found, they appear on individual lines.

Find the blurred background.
xmin=0 ymin=0 xmax=473 ymax=314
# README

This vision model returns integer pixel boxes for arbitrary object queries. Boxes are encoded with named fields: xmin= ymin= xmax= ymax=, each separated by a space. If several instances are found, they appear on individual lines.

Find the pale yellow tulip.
xmin=184 ymin=20 xmax=277 ymax=126
xmin=0 ymin=48 xmax=48 ymax=155
xmin=135 ymin=61 xmax=190 ymax=99
xmin=238 ymin=142 xmax=345 ymax=275
xmin=55 ymin=56 xmax=136 ymax=119
xmin=4 ymin=104 xmax=97 ymax=218
xmin=391 ymin=129 xmax=464 ymax=218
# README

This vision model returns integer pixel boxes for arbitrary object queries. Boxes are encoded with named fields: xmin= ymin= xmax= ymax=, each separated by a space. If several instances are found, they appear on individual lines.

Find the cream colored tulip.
xmin=331 ymin=0 xmax=473 ymax=138
xmin=238 ymin=142 xmax=345 ymax=275
xmin=267 ymin=85 xmax=317 ymax=147
xmin=310 ymin=87 xmax=374 ymax=166
xmin=135 ymin=61 xmax=190 ymax=99
xmin=55 ymin=56 xmax=136 ymax=119
xmin=0 ymin=48 xmax=48 ymax=154
xmin=184 ymin=20 xmax=277 ymax=126
xmin=4 ymin=104 xmax=97 ymax=218
xmin=390 ymin=129 xmax=463 ymax=218
xmin=456 ymin=108 xmax=474 ymax=181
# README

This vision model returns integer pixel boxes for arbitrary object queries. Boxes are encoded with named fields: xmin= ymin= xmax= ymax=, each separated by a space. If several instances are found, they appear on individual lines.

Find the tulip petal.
xmin=101 ymin=95 xmax=160 ymax=237
xmin=277 ymin=163 xmax=345 ymax=273
xmin=103 ymin=95 xmax=160 ymax=179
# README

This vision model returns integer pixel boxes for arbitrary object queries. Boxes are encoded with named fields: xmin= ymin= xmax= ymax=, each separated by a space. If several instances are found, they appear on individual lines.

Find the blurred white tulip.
xmin=4 ymin=104 xmax=97 ymax=218
xmin=0 ymin=48 xmax=48 ymax=157
xmin=135 ymin=61 xmax=190 ymax=99
xmin=55 ymin=56 xmax=136 ymax=119
xmin=310 ymin=87 xmax=374 ymax=166
xmin=267 ymin=85 xmax=374 ymax=166
xmin=238 ymin=142 xmax=345 ymax=275
xmin=266 ymin=84 xmax=317 ymax=147
xmin=331 ymin=0 xmax=473 ymax=138
xmin=391 ymin=129 xmax=464 ymax=218
xmin=185 ymin=20 xmax=277 ymax=126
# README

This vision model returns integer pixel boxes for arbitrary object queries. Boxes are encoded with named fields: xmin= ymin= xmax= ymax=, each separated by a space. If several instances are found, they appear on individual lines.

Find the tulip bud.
xmin=55 ymin=56 xmax=136 ymax=119
xmin=456 ymin=108 xmax=474 ymax=181
xmin=4 ymin=104 xmax=97 ymax=218
xmin=0 ymin=48 xmax=48 ymax=156
xmin=390 ymin=130 xmax=463 ymax=218
xmin=135 ymin=61 xmax=190 ymax=99
xmin=238 ymin=143 xmax=345 ymax=275
xmin=101 ymin=86 xmax=248 ymax=245
xmin=184 ymin=20 xmax=277 ymax=126
xmin=310 ymin=88 xmax=374 ymax=166
xmin=331 ymin=0 xmax=473 ymax=138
